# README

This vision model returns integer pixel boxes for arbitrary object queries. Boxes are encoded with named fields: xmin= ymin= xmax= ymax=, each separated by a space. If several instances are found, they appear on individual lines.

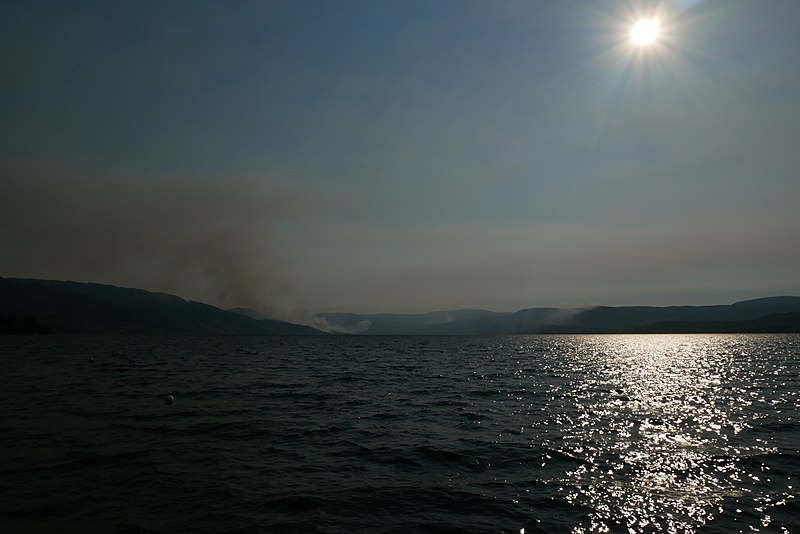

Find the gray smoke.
xmin=0 ymin=165 xmax=305 ymax=320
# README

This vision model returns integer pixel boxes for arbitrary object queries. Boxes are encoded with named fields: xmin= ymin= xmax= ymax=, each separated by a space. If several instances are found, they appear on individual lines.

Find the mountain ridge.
xmin=3 ymin=277 xmax=799 ymax=335
xmin=0 ymin=278 xmax=323 ymax=335
xmin=317 ymin=296 xmax=800 ymax=335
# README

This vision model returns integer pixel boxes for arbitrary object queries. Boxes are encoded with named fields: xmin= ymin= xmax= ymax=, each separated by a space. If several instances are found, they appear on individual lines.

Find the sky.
xmin=1 ymin=0 xmax=799 ymax=318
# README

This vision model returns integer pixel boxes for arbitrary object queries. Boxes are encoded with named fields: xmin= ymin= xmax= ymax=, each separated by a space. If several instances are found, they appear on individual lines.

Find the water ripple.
xmin=0 ymin=334 xmax=797 ymax=532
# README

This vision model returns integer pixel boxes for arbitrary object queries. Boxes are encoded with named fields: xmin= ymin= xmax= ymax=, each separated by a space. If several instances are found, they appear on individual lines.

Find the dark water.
xmin=1 ymin=334 xmax=798 ymax=533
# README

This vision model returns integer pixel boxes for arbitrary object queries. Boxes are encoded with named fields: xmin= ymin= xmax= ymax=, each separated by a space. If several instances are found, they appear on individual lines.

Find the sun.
xmin=631 ymin=18 xmax=660 ymax=46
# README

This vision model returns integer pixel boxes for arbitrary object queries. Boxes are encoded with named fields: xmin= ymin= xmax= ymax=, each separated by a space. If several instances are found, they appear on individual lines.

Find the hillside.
xmin=0 ymin=278 xmax=323 ymax=335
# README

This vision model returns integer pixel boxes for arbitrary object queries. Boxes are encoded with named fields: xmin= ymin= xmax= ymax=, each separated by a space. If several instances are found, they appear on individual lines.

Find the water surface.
xmin=1 ymin=334 xmax=797 ymax=532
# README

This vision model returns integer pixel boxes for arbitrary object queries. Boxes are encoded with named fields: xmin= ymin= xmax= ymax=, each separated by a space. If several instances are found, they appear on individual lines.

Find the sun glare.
xmin=631 ymin=18 xmax=660 ymax=46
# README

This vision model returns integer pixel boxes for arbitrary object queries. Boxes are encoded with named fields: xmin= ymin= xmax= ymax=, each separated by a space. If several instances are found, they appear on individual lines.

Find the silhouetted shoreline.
xmin=2 ymin=277 xmax=800 ymax=335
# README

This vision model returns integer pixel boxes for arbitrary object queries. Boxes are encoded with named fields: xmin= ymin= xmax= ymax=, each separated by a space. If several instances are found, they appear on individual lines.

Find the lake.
xmin=1 ymin=334 xmax=798 ymax=533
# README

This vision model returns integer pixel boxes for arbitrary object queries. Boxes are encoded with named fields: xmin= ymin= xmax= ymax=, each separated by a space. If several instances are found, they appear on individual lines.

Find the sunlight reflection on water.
xmin=536 ymin=335 xmax=794 ymax=532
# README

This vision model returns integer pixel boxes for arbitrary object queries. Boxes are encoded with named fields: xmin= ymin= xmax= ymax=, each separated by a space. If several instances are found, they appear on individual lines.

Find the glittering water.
xmin=0 ymin=334 xmax=797 ymax=533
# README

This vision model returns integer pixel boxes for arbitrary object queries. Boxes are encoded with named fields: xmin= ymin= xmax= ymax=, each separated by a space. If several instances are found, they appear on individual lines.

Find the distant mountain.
xmin=634 ymin=312 xmax=800 ymax=334
xmin=4 ymin=277 xmax=798 ymax=335
xmin=316 ymin=296 xmax=800 ymax=335
xmin=317 ymin=309 xmax=512 ymax=335
xmin=0 ymin=278 xmax=324 ymax=335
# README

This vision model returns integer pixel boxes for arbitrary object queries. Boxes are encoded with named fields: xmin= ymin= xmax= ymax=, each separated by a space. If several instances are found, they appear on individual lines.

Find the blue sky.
xmin=2 ymin=0 xmax=799 ymax=316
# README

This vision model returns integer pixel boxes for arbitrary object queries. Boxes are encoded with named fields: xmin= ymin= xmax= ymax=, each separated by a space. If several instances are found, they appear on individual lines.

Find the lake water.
xmin=1 ymin=334 xmax=798 ymax=533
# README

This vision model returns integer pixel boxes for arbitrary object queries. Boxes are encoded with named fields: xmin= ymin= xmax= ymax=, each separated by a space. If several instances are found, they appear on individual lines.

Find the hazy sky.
xmin=2 ymin=0 xmax=799 ymax=317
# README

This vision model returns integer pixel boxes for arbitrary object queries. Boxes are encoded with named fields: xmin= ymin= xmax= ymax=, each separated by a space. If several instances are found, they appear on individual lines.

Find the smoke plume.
xmin=0 ymin=165 xmax=304 ymax=320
